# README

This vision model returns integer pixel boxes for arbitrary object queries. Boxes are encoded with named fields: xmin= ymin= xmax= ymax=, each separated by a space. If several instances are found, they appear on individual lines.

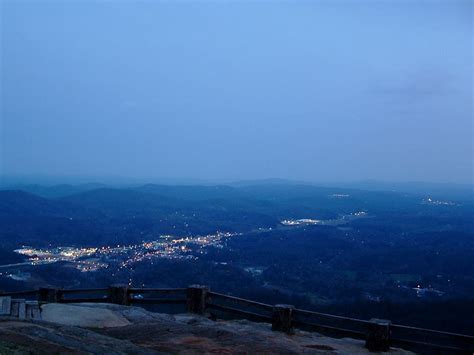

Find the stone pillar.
xmin=108 ymin=284 xmax=130 ymax=305
xmin=186 ymin=285 xmax=209 ymax=315
xmin=25 ymin=301 xmax=41 ymax=319
xmin=38 ymin=288 xmax=62 ymax=303
xmin=272 ymin=304 xmax=294 ymax=333
xmin=10 ymin=299 xmax=26 ymax=319
xmin=0 ymin=296 xmax=12 ymax=316
xmin=366 ymin=318 xmax=391 ymax=352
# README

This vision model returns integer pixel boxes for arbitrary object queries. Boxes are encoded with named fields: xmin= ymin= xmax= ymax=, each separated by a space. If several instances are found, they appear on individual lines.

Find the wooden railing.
xmin=1 ymin=285 xmax=473 ymax=354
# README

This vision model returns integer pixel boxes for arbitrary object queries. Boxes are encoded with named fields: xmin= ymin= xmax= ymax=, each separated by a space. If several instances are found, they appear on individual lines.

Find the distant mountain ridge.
xmin=0 ymin=190 xmax=88 ymax=218
xmin=2 ymin=179 xmax=472 ymax=201
xmin=0 ymin=183 xmax=108 ymax=198
xmin=1 ymin=183 xmax=471 ymax=248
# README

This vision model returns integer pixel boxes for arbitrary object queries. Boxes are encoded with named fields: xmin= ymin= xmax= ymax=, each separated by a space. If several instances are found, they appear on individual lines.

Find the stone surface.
xmin=0 ymin=303 xmax=415 ymax=354
xmin=0 ymin=321 xmax=154 ymax=354
xmin=41 ymin=303 xmax=131 ymax=328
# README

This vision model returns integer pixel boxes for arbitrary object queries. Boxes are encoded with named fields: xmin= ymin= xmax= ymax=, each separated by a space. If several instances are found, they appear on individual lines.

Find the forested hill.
xmin=0 ymin=183 xmax=472 ymax=333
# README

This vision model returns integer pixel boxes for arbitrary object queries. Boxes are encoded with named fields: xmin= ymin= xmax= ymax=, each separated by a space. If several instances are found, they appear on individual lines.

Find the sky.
xmin=1 ymin=0 xmax=472 ymax=184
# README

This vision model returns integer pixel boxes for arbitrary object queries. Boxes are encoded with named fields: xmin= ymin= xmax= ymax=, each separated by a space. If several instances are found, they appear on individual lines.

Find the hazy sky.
xmin=1 ymin=0 xmax=472 ymax=184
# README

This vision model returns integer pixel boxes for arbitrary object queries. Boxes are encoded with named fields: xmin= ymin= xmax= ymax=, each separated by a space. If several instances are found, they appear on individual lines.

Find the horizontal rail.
xmin=207 ymin=302 xmax=272 ymax=322
xmin=390 ymin=324 xmax=474 ymax=353
xmin=391 ymin=323 xmax=474 ymax=342
xmin=293 ymin=319 xmax=367 ymax=339
xmin=61 ymin=288 xmax=108 ymax=295
xmin=59 ymin=298 xmax=109 ymax=303
xmin=208 ymin=292 xmax=273 ymax=312
xmin=294 ymin=308 xmax=372 ymax=325
xmin=128 ymin=288 xmax=186 ymax=294
xmin=292 ymin=308 xmax=371 ymax=337
xmin=130 ymin=298 xmax=186 ymax=304
xmin=0 ymin=290 xmax=38 ymax=297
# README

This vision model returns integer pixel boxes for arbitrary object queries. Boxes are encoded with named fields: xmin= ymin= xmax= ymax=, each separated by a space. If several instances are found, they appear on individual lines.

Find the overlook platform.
xmin=0 ymin=302 xmax=414 ymax=354
xmin=1 ymin=285 xmax=473 ymax=354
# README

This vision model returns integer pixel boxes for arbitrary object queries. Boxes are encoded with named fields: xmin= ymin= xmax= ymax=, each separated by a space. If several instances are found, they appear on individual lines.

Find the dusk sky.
xmin=1 ymin=0 xmax=472 ymax=184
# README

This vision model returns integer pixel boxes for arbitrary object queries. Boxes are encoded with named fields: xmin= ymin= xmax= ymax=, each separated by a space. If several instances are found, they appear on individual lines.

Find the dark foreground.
xmin=0 ymin=302 xmax=416 ymax=354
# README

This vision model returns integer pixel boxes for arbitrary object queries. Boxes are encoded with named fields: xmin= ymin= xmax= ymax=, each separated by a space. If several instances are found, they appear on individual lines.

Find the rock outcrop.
xmin=0 ymin=302 xmax=414 ymax=354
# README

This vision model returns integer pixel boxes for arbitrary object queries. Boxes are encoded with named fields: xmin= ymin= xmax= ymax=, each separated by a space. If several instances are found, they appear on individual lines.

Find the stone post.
xmin=272 ymin=304 xmax=294 ymax=333
xmin=366 ymin=318 xmax=391 ymax=352
xmin=108 ymin=284 xmax=130 ymax=305
xmin=0 ymin=296 xmax=12 ymax=316
xmin=10 ymin=299 xmax=26 ymax=319
xmin=38 ymin=288 xmax=62 ymax=303
xmin=25 ymin=301 xmax=41 ymax=320
xmin=186 ymin=285 xmax=209 ymax=315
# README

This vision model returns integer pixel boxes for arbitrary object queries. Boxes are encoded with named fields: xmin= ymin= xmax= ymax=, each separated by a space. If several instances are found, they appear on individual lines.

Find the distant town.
xmin=281 ymin=211 xmax=368 ymax=226
xmin=7 ymin=232 xmax=240 ymax=274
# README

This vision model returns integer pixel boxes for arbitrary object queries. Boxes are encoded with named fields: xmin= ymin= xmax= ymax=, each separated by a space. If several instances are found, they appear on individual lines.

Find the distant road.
xmin=0 ymin=260 xmax=56 ymax=269
xmin=0 ymin=262 xmax=32 ymax=269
